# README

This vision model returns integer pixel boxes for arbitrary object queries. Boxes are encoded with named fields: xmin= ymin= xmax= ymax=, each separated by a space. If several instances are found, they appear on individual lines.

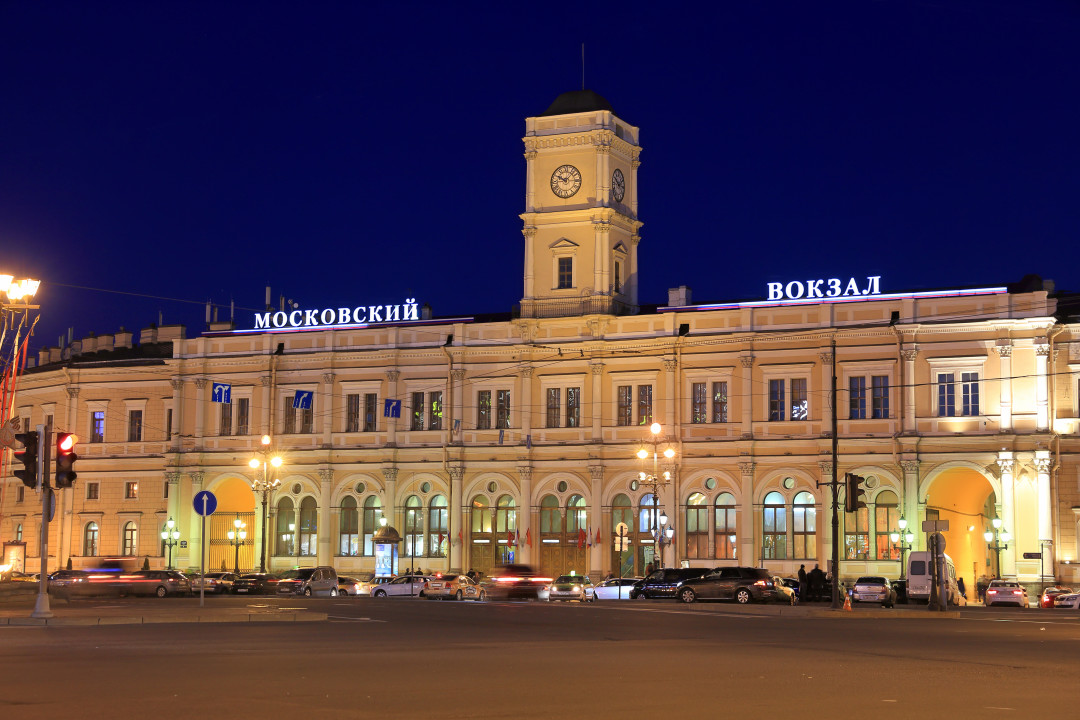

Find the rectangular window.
xmin=429 ymin=391 xmax=443 ymax=430
xmin=875 ymin=505 xmax=899 ymax=560
xmin=128 ymin=410 xmax=143 ymax=442
xmin=617 ymin=386 xmax=633 ymax=426
xmin=477 ymin=390 xmax=491 ymax=430
xmin=411 ymin=392 xmax=425 ymax=431
xmin=219 ymin=402 xmax=232 ymax=436
xmin=566 ymin=387 xmax=580 ymax=428
xmin=546 ymin=388 xmax=561 ymax=428
xmin=637 ymin=385 xmax=653 ymax=425
xmin=163 ymin=481 xmax=170 ymax=499
xmin=844 ymin=509 xmax=869 ymax=560
xmin=300 ymin=406 xmax=313 ymax=434
xmin=363 ymin=393 xmax=377 ymax=432
xmin=495 ymin=390 xmax=510 ymax=429
xmin=16 ymin=486 xmax=24 ymax=503
xmin=165 ymin=409 xmax=173 ymax=439
xmin=90 ymin=411 xmax=105 ymax=443
xmin=790 ymin=378 xmax=807 ymax=420
xmin=849 ymin=377 xmax=867 ymax=420
xmin=937 ymin=373 xmax=956 ymax=417
xmin=613 ymin=262 xmax=621 ymax=294
xmin=283 ymin=406 xmax=296 ymax=434
xmin=691 ymin=382 xmax=707 ymax=424
xmin=871 ymin=376 xmax=889 ymax=419
xmin=345 ymin=394 xmax=360 ymax=433
xmin=125 ymin=481 xmax=138 ymax=500
xmin=712 ymin=381 xmax=728 ymax=423
xmin=86 ymin=482 xmax=99 ymax=500
xmin=768 ymin=380 xmax=785 ymax=421
xmin=235 ymin=398 xmax=249 ymax=435
xmin=557 ymin=257 xmax=573 ymax=289
xmin=961 ymin=372 xmax=979 ymax=416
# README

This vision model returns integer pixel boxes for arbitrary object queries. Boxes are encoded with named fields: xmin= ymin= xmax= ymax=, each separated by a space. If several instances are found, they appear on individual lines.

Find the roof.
xmin=539 ymin=89 xmax=614 ymax=117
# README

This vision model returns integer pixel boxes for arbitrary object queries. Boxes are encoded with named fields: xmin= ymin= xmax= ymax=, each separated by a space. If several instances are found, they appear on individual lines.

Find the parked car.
xmin=1 ymin=570 xmax=38 ymax=582
xmin=852 ymin=576 xmax=896 ymax=607
xmin=357 ymin=576 xmax=393 ymax=596
xmin=370 ymin=574 xmax=431 ymax=598
xmin=632 ymin=568 xmax=710 ymax=600
xmin=483 ymin=564 xmax=551 ymax=600
xmin=47 ymin=570 xmax=90 ymax=597
xmin=233 ymin=573 xmax=280 ymax=595
xmin=1052 ymin=591 xmax=1080 ymax=609
xmin=277 ymin=567 xmax=339 ymax=597
xmin=985 ymin=579 xmax=1029 ymax=608
xmin=1040 ymin=586 xmax=1074 ymax=608
xmin=774 ymin=576 xmax=799 ymax=605
xmin=126 ymin=570 xmax=192 ymax=598
xmin=548 ymin=575 xmax=594 ymax=602
xmin=676 ymin=567 xmax=776 ymax=604
xmin=192 ymin=572 xmax=238 ymax=594
xmin=592 ymin=577 xmax=641 ymax=600
xmin=425 ymin=574 xmax=485 ymax=601
xmin=338 ymin=576 xmax=365 ymax=596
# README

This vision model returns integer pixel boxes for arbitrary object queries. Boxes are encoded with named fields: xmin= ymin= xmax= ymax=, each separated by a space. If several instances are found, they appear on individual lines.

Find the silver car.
xmin=592 ymin=577 xmax=641 ymax=600
xmin=425 ymin=574 xmax=485 ymax=601
xmin=985 ymin=580 xmax=1029 ymax=608
xmin=548 ymin=575 xmax=594 ymax=602
xmin=852 ymin=576 xmax=896 ymax=607
xmin=370 ymin=574 xmax=431 ymax=598
xmin=276 ymin=566 xmax=339 ymax=597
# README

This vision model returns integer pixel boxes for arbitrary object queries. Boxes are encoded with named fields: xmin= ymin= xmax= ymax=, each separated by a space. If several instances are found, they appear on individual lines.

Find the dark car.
xmin=631 ymin=568 xmax=710 ymax=600
xmin=276 ymin=566 xmax=338 ymax=597
xmin=676 ymin=566 xmax=776 ymax=604
xmin=484 ymin=564 xmax=552 ymax=600
xmin=126 ymin=570 xmax=192 ymax=598
xmin=233 ymin=573 xmax=280 ymax=595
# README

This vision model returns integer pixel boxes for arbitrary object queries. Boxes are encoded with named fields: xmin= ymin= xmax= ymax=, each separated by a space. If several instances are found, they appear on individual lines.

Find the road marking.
xmin=327 ymin=616 xmax=386 ymax=622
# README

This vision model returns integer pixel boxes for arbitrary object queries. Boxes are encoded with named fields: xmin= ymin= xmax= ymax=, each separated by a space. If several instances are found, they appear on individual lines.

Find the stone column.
xmin=901 ymin=348 xmax=918 ymax=434
xmin=819 ymin=352 xmax=833 ymax=435
xmin=995 ymin=344 xmax=1013 ymax=432
xmin=518 ymin=464 xmax=532 ymax=565
xmin=900 ymin=461 xmax=920 ymax=551
xmin=448 ymin=464 xmax=464 ymax=572
xmin=740 ymin=356 xmax=754 ymax=438
xmin=1036 ymin=343 xmax=1050 ymax=431
xmin=451 ymin=369 xmax=466 ymax=445
xmin=522 ymin=227 xmax=536 ymax=299
xmin=524 ymin=149 xmax=537 ymax=213
xmin=1035 ymin=450 xmax=1052 ymax=548
xmin=590 ymin=363 xmax=604 ymax=442
xmin=259 ymin=375 xmax=272 ymax=436
xmin=819 ymin=461 xmax=834 ymax=558
xmin=321 ymin=374 xmax=336 ymax=446
xmin=521 ymin=367 xmax=534 ymax=441
xmin=997 ymin=452 xmax=1016 ymax=578
xmin=385 ymin=370 xmax=400 ymax=447
xmin=168 ymin=380 xmax=183 ymax=448
xmin=193 ymin=379 xmax=207 ymax=444
xmin=589 ymin=465 xmax=604 ymax=574
xmin=319 ymin=467 xmax=333 ymax=565
xmin=381 ymin=467 xmax=398 ymax=533
xmin=739 ymin=462 xmax=755 ymax=563
xmin=187 ymin=471 xmax=205 ymax=571
xmin=663 ymin=357 xmax=677 ymax=429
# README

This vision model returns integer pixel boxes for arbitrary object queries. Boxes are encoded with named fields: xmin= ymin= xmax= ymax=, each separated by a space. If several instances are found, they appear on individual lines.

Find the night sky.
xmin=2 ymin=1 xmax=1079 ymax=354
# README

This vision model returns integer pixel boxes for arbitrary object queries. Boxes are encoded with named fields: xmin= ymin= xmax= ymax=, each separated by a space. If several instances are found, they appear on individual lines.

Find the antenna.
xmin=581 ymin=43 xmax=585 ymax=90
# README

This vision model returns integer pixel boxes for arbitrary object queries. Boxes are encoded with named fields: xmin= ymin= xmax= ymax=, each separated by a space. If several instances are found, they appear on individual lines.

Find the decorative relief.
xmin=521 ymin=367 xmax=535 ymax=378
xmin=381 ymin=468 xmax=398 ymax=484
xmin=1036 ymin=344 xmax=1051 ymax=357
xmin=385 ymin=370 xmax=400 ymax=383
xmin=663 ymin=358 xmax=678 ymax=372
xmin=451 ymin=369 xmax=466 ymax=382
xmin=997 ymin=458 xmax=1015 ymax=475
xmin=590 ymin=362 xmax=605 ymax=376
xmin=994 ymin=344 xmax=1012 ymax=358
xmin=522 ymin=227 xmax=537 ymax=239
xmin=164 ymin=472 xmax=181 ymax=484
xmin=900 ymin=460 xmax=920 ymax=476
xmin=517 ymin=465 xmax=532 ymax=483
xmin=448 ymin=466 xmax=465 ymax=483
xmin=738 ymin=462 xmax=755 ymax=479
xmin=589 ymin=465 xmax=605 ymax=482
xmin=818 ymin=352 xmax=833 ymax=365
xmin=259 ymin=375 xmax=272 ymax=387
xmin=524 ymin=151 xmax=537 ymax=161
xmin=319 ymin=468 xmax=334 ymax=483
xmin=322 ymin=373 xmax=336 ymax=384
xmin=1035 ymin=457 xmax=1052 ymax=474
xmin=594 ymin=222 xmax=612 ymax=233
xmin=740 ymin=356 xmax=755 ymax=369
xmin=189 ymin=471 xmax=205 ymax=486
xmin=901 ymin=348 xmax=919 ymax=362
xmin=66 ymin=386 xmax=80 ymax=398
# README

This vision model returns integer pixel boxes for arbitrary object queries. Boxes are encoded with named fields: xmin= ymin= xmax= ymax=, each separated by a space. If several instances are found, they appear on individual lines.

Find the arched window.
xmin=362 ymin=495 xmax=382 ymax=556
xmin=612 ymin=494 xmax=632 ymax=533
xmin=639 ymin=493 xmax=659 ymax=533
xmin=83 ymin=522 xmax=99 ymax=557
xmin=470 ymin=495 xmax=492 ymax=534
xmin=299 ymin=497 xmax=317 ymax=556
xmin=15 ymin=523 xmax=22 ymax=542
xmin=685 ymin=492 xmax=707 ymax=559
xmin=428 ymin=494 xmax=448 ymax=557
xmin=714 ymin=492 xmax=736 ymax=559
xmin=276 ymin=497 xmax=295 ymax=556
xmin=122 ymin=521 xmax=137 ymax=556
xmin=566 ymin=495 xmax=586 ymax=534
xmin=405 ymin=495 xmax=424 ymax=558
xmin=339 ymin=496 xmax=359 ymax=556
xmin=762 ymin=491 xmax=786 ymax=560
xmin=844 ymin=489 xmax=869 ymax=560
xmin=540 ymin=495 xmax=561 ymax=534
xmin=495 ymin=495 xmax=516 ymax=534
xmin=875 ymin=490 xmax=899 ymax=560
xmin=792 ymin=491 xmax=816 ymax=559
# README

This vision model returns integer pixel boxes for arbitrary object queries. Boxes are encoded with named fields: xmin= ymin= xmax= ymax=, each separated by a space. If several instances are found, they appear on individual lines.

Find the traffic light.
xmin=13 ymin=431 xmax=39 ymax=489
xmin=54 ymin=432 xmax=79 ymax=488
xmin=845 ymin=473 xmax=867 ymax=513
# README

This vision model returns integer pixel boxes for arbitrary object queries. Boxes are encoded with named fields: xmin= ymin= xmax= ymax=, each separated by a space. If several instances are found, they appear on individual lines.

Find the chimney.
xmin=97 ymin=334 xmax=115 ymax=352
xmin=667 ymin=286 xmax=692 ymax=307
xmin=114 ymin=328 xmax=133 ymax=349
xmin=140 ymin=325 xmax=158 ymax=345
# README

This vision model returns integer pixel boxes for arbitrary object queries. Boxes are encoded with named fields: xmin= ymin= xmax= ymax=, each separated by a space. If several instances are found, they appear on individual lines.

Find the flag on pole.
xmin=586 ymin=526 xmax=592 ymax=548
xmin=507 ymin=530 xmax=514 ymax=546
xmin=457 ymin=529 xmax=463 ymax=544
xmin=526 ymin=529 xmax=533 ymax=547
xmin=596 ymin=528 xmax=601 ymax=545
xmin=578 ymin=529 xmax=587 ymax=549
xmin=438 ymin=532 xmax=445 ymax=552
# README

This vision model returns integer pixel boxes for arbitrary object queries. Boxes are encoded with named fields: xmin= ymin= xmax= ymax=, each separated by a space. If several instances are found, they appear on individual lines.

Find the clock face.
xmin=550 ymin=164 xmax=582 ymax=198
xmin=612 ymin=168 xmax=626 ymax=202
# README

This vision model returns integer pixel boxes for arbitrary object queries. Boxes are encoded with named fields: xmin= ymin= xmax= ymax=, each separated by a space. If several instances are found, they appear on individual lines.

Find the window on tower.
xmin=557 ymin=257 xmax=573 ymax=289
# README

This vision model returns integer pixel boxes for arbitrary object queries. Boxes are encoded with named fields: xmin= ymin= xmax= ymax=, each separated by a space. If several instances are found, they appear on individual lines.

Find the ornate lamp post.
xmin=227 ymin=515 xmax=248 ymax=574
xmin=160 ymin=517 xmax=180 ymax=570
xmin=984 ymin=517 xmax=1011 ymax=579
xmin=635 ymin=423 xmax=676 ymax=570
xmin=889 ymin=516 xmax=915 ymax=579
xmin=248 ymin=434 xmax=282 ymax=573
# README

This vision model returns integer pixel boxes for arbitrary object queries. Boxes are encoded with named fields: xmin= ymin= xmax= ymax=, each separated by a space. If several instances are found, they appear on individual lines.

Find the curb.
xmin=0 ymin=612 xmax=328 ymax=626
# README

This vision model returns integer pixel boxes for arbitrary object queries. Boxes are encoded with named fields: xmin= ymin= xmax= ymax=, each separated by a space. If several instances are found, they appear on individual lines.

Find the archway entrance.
xmin=924 ymin=467 xmax=995 ymax=598
xmin=208 ymin=477 xmax=257 ymax=574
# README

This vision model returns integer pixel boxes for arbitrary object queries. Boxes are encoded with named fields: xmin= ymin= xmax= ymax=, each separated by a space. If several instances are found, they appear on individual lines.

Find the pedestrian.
xmin=957 ymin=576 xmax=967 ymax=600
xmin=809 ymin=564 xmax=824 ymax=602
xmin=976 ymin=574 xmax=988 ymax=603
xmin=798 ymin=564 xmax=808 ymax=602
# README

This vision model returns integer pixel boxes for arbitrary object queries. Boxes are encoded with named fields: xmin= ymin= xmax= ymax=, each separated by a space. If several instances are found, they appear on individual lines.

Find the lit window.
xmin=90 ymin=411 xmax=105 ymax=443
xmin=125 ymin=481 xmax=138 ymax=499
xmin=477 ymin=390 xmax=491 ymax=430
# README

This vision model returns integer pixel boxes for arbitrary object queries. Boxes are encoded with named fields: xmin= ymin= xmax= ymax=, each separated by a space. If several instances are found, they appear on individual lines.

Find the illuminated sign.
xmin=253 ymin=298 xmax=421 ymax=330
xmin=767 ymin=276 xmax=881 ymax=301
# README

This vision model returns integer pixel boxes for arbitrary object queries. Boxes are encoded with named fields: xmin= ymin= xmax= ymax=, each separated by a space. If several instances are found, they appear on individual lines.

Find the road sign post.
xmin=31 ymin=424 xmax=53 ymax=619
xmin=615 ymin=522 xmax=630 ymax=599
xmin=193 ymin=490 xmax=218 ymax=607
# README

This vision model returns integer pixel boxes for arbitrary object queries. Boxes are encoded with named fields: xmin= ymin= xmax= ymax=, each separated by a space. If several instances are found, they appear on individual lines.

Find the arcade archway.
xmin=207 ymin=476 xmax=257 ymax=573
xmin=924 ymin=467 xmax=995 ymax=597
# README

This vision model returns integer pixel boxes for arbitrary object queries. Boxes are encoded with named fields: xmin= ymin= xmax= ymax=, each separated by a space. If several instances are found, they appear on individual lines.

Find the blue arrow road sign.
xmin=384 ymin=399 xmax=401 ymax=418
xmin=212 ymin=382 xmax=231 ymax=404
xmin=193 ymin=490 xmax=218 ymax=516
xmin=294 ymin=390 xmax=313 ymax=409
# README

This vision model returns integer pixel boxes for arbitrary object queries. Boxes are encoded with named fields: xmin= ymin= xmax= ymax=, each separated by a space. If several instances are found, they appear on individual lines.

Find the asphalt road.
xmin=2 ymin=595 xmax=1078 ymax=719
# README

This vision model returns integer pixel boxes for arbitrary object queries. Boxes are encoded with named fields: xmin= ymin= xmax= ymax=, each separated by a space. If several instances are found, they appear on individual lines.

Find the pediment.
xmin=612 ymin=241 xmax=628 ymax=255
xmin=549 ymin=238 xmax=580 ymax=249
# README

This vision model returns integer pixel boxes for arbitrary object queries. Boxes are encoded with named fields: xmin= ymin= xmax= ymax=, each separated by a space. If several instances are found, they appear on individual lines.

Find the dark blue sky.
xmin=2 ymin=1 xmax=1078 ymax=352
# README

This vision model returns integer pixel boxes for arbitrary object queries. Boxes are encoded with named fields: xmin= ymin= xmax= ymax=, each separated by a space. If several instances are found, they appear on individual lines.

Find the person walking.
xmin=957 ymin=576 xmax=967 ymax=601
xmin=798 ymin=564 xmax=808 ymax=602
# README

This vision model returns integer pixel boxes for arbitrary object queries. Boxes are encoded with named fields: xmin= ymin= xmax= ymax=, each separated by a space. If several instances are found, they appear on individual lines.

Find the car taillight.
xmin=988 ymin=589 xmax=997 ymax=594
xmin=754 ymin=580 xmax=767 ymax=586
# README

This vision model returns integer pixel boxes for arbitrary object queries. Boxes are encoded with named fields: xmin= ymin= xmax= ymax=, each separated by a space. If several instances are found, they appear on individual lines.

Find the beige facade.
xmin=4 ymin=91 xmax=1080 ymax=596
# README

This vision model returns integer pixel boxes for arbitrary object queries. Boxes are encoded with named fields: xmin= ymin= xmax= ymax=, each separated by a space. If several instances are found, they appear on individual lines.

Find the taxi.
xmin=424 ymin=573 xmax=485 ymax=601
xmin=548 ymin=574 xmax=594 ymax=602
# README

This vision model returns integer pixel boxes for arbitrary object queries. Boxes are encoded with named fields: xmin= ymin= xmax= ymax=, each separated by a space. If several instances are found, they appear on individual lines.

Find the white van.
xmin=907 ymin=551 xmax=961 ymax=605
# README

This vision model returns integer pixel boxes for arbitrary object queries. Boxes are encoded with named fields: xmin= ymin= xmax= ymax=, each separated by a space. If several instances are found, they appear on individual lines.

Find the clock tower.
xmin=520 ymin=90 xmax=642 ymax=318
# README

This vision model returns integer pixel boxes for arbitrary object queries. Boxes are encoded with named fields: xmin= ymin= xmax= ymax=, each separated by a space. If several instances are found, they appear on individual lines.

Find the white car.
xmin=370 ymin=574 xmax=431 ymax=598
xmin=1053 ymin=592 xmax=1080 ymax=609
xmin=852 ymin=576 xmax=896 ymax=607
xmin=548 ymin=575 xmax=594 ymax=602
xmin=985 ymin=580 xmax=1029 ymax=608
xmin=592 ymin=577 xmax=641 ymax=600
xmin=425 ymin=574 xmax=485 ymax=601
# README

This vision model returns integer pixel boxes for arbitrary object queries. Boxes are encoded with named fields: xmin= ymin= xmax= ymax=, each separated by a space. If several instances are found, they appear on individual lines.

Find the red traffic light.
xmin=55 ymin=432 xmax=79 ymax=488
xmin=58 ymin=433 xmax=78 ymax=452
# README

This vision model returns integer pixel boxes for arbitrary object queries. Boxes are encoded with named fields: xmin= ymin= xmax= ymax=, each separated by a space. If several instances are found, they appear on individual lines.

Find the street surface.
xmin=1 ymin=595 xmax=1078 ymax=718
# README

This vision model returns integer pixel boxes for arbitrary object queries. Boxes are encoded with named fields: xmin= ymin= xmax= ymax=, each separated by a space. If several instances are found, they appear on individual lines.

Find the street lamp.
xmin=635 ymin=422 xmax=676 ymax=570
xmin=248 ymin=434 xmax=282 ymax=573
xmin=889 ymin=516 xmax=915 ymax=579
xmin=160 ymin=517 xmax=180 ymax=570
xmin=227 ymin=514 xmax=248 ymax=574
xmin=983 ymin=517 xmax=1011 ymax=579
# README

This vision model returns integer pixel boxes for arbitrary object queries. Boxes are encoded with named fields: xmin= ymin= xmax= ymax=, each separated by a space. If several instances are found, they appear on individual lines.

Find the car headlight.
xmin=572 ymin=586 xmax=580 ymax=592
